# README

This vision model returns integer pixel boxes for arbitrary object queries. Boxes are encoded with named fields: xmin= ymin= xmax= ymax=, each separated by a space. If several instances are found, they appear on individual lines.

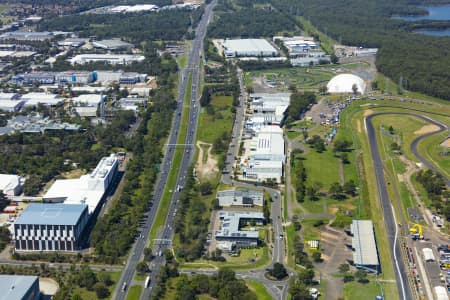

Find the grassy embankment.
xmin=125 ymin=285 xmax=142 ymax=300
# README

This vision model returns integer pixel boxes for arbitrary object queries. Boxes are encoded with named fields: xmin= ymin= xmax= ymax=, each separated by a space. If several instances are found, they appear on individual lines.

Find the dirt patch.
xmin=61 ymin=169 xmax=85 ymax=179
xmin=196 ymin=141 xmax=219 ymax=182
xmin=356 ymin=119 xmax=362 ymax=133
xmin=363 ymin=109 xmax=374 ymax=117
xmin=414 ymin=124 xmax=440 ymax=135
xmin=397 ymin=173 xmax=404 ymax=182
xmin=440 ymin=137 xmax=450 ymax=148
xmin=329 ymin=207 xmax=339 ymax=215
xmin=39 ymin=278 xmax=59 ymax=295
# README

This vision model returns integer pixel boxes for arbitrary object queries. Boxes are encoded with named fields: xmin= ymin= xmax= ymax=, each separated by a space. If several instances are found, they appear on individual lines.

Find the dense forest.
xmin=207 ymin=0 xmax=299 ymax=38
xmin=272 ymin=0 xmax=450 ymax=100
xmin=38 ymin=8 xmax=204 ymax=43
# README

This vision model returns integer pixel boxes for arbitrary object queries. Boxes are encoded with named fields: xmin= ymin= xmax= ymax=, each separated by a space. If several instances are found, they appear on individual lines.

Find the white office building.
xmin=217 ymin=189 xmax=264 ymax=207
xmin=215 ymin=211 xmax=264 ymax=248
xmin=43 ymin=154 xmax=118 ymax=214
xmin=0 ymin=100 xmax=25 ymax=112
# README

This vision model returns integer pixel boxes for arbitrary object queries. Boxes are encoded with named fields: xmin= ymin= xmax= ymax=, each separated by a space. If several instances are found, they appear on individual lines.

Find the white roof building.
xmin=72 ymin=94 xmax=104 ymax=107
xmin=94 ymin=70 xmax=123 ymax=84
xmin=222 ymin=39 xmax=278 ymax=58
xmin=327 ymin=74 xmax=366 ymax=94
xmin=70 ymin=54 xmax=145 ymax=65
xmin=0 ymin=93 xmax=19 ymax=101
xmin=92 ymin=39 xmax=134 ymax=50
xmin=0 ymin=174 xmax=22 ymax=196
xmin=351 ymin=220 xmax=380 ymax=273
xmin=217 ymin=189 xmax=264 ymax=207
xmin=21 ymin=93 xmax=64 ymax=107
xmin=0 ymin=100 xmax=25 ymax=112
xmin=43 ymin=154 xmax=118 ymax=214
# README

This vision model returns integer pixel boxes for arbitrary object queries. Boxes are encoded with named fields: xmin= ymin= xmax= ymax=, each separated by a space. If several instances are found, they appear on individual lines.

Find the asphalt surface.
xmin=365 ymin=111 xmax=449 ymax=300
xmin=112 ymin=1 xmax=218 ymax=299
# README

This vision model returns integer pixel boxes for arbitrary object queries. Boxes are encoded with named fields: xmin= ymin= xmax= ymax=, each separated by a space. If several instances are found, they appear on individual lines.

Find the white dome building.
xmin=327 ymin=74 xmax=366 ymax=94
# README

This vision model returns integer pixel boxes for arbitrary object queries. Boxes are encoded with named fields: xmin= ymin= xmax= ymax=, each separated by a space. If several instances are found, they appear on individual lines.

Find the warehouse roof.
xmin=222 ymin=39 xmax=278 ymax=55
xmin=93 ymin=39 xmax=134 ymax=50
xmin=0 ymin=174 xmax=20 ymax=193
xmin=215 ymin=211 xmax=263 ymax=239
xmin=0 ymin=275 xmax=39 ymax=300
xmin=15 ymin=203 xmax=88 ymax=225
xmin=351 ymin=220 xmax=379 ymax=266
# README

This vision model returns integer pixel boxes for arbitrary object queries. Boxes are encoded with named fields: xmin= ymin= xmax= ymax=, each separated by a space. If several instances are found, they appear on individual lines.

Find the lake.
xmin=395 ymin=4 xmax=450 ymax=21
xmin=393 ymin=4 xmax=450 ymax=36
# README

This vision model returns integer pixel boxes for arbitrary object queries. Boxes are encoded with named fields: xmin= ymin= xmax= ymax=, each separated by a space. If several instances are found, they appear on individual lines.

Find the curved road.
xmin=365 ymin=111 xmax=448 ymax=300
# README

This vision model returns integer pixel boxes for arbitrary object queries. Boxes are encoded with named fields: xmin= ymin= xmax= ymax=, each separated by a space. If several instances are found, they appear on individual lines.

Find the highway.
xmin=110 ymin=1 xmax=218 ymax=299
xmin=365 ymin=111 xmax=449 ymax=300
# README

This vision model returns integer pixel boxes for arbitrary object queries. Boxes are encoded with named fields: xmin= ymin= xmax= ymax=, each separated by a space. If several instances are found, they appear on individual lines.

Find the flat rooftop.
xmin=0 ymin=275 xmax=39 ymax=300
xmin=351 ymin=220 xmax=380 ymax=266
xmin=222 ymin=39 xmax=278 ymax=55
xmin=215 ymin=211 xmax=264 ymax=239
xmin=15 ymin=203 xmax=87 ymax=226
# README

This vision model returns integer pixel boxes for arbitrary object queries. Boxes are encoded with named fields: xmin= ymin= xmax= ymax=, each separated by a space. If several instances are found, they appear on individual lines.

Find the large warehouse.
xmin=351 ymin=220 xmax=380 ymax=273
xmin=69 ymin=54 xmax=145 ymax=65
xmin=327 ymin=74 xmax=366 ymax=94
xmin=222 ymin=39 xmax=278 ymax=58
xmin=14 ymin=203 xmax=89 ymax=252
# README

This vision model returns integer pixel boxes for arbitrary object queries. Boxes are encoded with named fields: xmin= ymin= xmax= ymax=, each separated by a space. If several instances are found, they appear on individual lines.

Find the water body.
xmin=393 ymin=4 xmax=450 ymax=36
xmin=395 ymin=4 xmax=450 ymax=21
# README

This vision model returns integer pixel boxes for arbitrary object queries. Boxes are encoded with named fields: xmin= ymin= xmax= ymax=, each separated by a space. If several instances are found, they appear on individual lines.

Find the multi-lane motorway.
xmin=365 ymin=111 xmax=448 ymax=300
xmin=114 ymin=1 xmax=217 ymax=299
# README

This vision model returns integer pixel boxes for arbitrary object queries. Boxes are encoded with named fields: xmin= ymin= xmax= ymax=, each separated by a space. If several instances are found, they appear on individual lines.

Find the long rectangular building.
xmin=217 ymin=189 xmax=264 ymax=207
xmin=14 ymin=204 xmax=89 ymax=252
xmin=222 ymin=39 xmax=278 ymax=58
xmin=351 ymin=220 xmax=380 ymax=273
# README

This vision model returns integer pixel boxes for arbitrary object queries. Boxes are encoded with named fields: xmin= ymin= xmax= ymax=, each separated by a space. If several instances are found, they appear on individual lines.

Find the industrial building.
xmin=14 ymin=203 xmax=89 ymax=252
xmin=0 ymin=114 xmax=81 ymax=135
xmin=21 ymin=93 xmax=64 ymax=108
xmin=119 ymin=72 xmax=147 ymax=85
xmin=108 ymin=4 xmax=159 ymax=13
xmin=0 ymin=174 xmax=22 ymax=196
xmin=0 ymin=31 xmax=55 ymax=41
xmin=0 ymin=100 xmax=25 ymax=112
xmin=221 ymin=39 xmax=278 ymax=58
xmin=58 ymin=37 xmax=88 ymax=48
xmin=94 ymin=70 xmax=123 ymax=83
xmin=93 ymin=39 xmax=134 ymax=51
xmin=0 ymin=275 xmax=40 ymax=300
xmin=43 ymin=154 xmax=118 ymax=214
xmin=119 ymin=97 xmax=147 ymax=111
xmin=248 ymin=93 xmax=290 ymax=126
xmin=69 ymin=54 xmax=145 ymax=65
xmin=327 ymin=74 xmax=366 ymax=94
xmin=241 ymin=125 xmax=285 ymax=183
xmin=12 ymin=71 xmax=95 ymax=85
xmin=215 ymin=211 xmax=264 ymax=248
xmin=0 ymin=93 xmax=19 ymax=101
xmin=217 ymin=189 xmax=264 ymax=207
xmin=351 ymin=220 xmax=380 ymax=273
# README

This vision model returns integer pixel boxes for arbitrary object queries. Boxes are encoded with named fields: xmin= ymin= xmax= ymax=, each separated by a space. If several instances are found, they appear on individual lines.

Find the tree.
xmin=352 ymin=83 xmax=358 ymax=94
xmin=319 ymin=85 xmax=328 ymax=94
xmin=330 ymin=53 xmax=338 ymax=64
xmin=340 ymin=152 xmax=349 ymax=164
xmin=338 ymin=263 xmax=350 ymax=273
xmin=269 ymin=263 xmax=288 ymax=280
xmin=388 ymin=126 xmax=394 ymax=134
xmin=289 ymin=281 xmax=311 ymax=300
xmin=343 ymin=274 xmax=355 ymax=282
xmin=312 ymin=251 xmax=322 ymax=262
xmin=391 ymin=142 xmax=401 ymax=152
xmin=136 ymin=261 xmax=149 ymax=274
xmin=98 ymin=272 xmax=113 ymax=286
xmin=297 ymin=268 xmax=315 ymax=284
xmin=329 ymin=182 xmax=343 ymax=198
xmin=93 ymin=282 xmax=110 ymax=299
xmin=343 ymin=180 xmax=357 ymax=196
xmin=199 ymin=182 xmax=213 ymax=195
xmin=355 ymin=269 xmax=368 ymax=283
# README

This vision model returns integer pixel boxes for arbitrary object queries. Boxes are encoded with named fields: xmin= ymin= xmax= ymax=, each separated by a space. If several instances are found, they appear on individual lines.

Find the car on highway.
xmin=279 ymin=234 xmax=284 ymax=240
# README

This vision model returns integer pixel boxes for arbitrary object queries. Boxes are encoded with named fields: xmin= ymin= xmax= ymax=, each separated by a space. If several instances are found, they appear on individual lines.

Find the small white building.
xmin=94 ymin=70 xmax=123 ymax=84
xmin=21 ymin=93 xmax=64 ymax=107
xmin=93 ymin=39 xmax=134 ymax=51
xmin=423 ymin=248 xmax=435 ymax=262
xmin=0 ymin=174 xmax=22 ymax=196
xmin=72 ymin=94 xmax=105 ymax=107
xmin=434 ymin=286 xmax=449 ymax=300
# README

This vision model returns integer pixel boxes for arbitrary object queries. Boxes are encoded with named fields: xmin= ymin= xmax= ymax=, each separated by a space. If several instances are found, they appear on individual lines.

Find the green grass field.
xmin=418 ymin=131 xmax=450 ymax=178
xmin=197 ymin=95 xmax=234 ymax=144
xmin=343 ymin=281 xmax=389 ymax=300
xmin=245 ymin=280 xmax=273 ymax=300
xmin=126 ymin=285 xmax=142 ymax=300
xmin=72 ymin=271 xmax=122 ymax=300
xmin=303 ymin=148 xmax=340 ymax=189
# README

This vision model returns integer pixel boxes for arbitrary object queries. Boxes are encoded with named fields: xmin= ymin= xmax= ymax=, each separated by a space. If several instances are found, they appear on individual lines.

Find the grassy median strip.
xmin=148 ymin=72 xmax=193 ymax=246
xmin=245 ymin=280 xmax=273 ymax=300
xmin=126 ymin=285 xmax=142 ymax=300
